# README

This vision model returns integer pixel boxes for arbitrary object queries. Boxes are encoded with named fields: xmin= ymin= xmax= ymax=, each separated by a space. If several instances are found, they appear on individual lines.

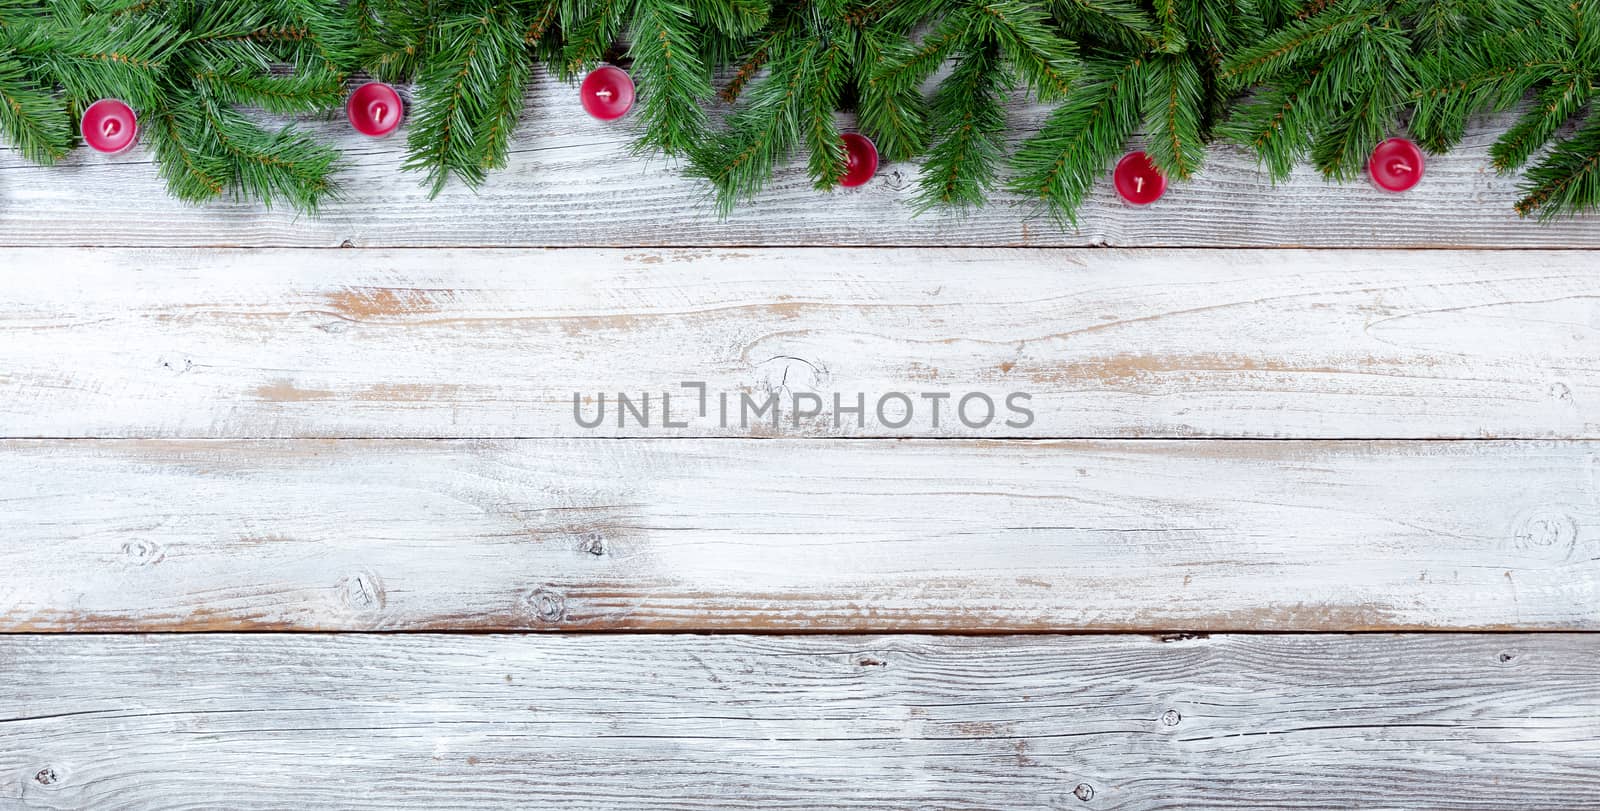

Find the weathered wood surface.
xmin=5 ymin=248 xmax=1597 ymax=439
xmin=0 ymin=80 xmax=1590 ymax=248
xmin=4 ymin=438 xmax=1596 ymax=632
xmin=3 ymin=633 xmax=1597 ymax=809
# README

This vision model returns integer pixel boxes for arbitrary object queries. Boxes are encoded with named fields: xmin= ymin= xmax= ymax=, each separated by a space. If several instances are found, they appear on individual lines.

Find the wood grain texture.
xmin=3 ymin=438 xmax=1597 ymax=632
xmin=2 ymin=633 xmax=1597 ymax=809
xmin=0 ymin=79 xmax=1591 ymax=248
xmin=5 ymin=248 xmax=1598 ymax=439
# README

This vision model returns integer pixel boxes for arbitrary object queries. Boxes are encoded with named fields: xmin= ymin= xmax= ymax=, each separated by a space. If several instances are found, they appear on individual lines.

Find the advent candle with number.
xmin=347 ymin=82 xmax=404 ymax=137
xmin=1113 ymin=151 xmax=1166 ymax=206
xmin=839 ymin=133 xmax=878 ymax=188
xmin=1369 ymin=138 xmax=1424 ymax=192
xmin=581 ymin=66 xmax=635 ymax=121
xmin=81 ymin=99 xmax=138 ymax=154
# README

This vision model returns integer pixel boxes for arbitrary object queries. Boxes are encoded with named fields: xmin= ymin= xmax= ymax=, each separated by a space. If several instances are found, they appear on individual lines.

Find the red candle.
xmin=81 ymin=99 xmax=138 ymax=154
xmin=1113 ymin=151 xmax=1166 ymax=206
xmin=580 ymin=66 xmax=635 ymax=121
xmin=839 ymin=133 xmax=878 ymax=188
xmin=347 ymin=82 xmax=404 ymax=137
xmin=1369 ymin=137 xmax=1424 ymax=192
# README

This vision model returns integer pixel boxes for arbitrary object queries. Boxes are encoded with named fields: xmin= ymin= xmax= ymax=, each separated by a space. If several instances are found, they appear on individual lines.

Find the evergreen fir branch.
xmin=1306 ymin=23 xmax=1410 ymax=180
xmin=199 ymin=98 xmax=341 ymax=212
xmin=1218 ymin=0 xmax=1376 ymax=87
xmin=561 ymin=0 xmax=631 ymax=75
xmin=175 ymin=1 xmax=353 ymax=77
xmin=0 ymin=0 xmax=51 ymax=31
xmin=475 ymin=27 xmax=532 ymax=173
xmin=1216 ymin=65 xmax=1319 ymax=178
xmin=801 ymin=35 xmax=849 ymax=189
xmin=189 ymin=60 xmax=345 ymax=114
xmin=144 ymin=99 xmax=230 ymax=204
xmin=691 ymin=0 xmax=769 ymax=37
xmin=913 ymin=41 xmax=1006 ymax=211
xmin=349 ymin=0 xmax=430 ymax=81
xmin=1398 ymin=0 xmax=1467 ymax=47
xmin=276 ymin=0 xmax=357 ymax=78
xmin=0 ymin=55 xmax=71 ymax=163
xmin=3 ymin=0 xmax=1596 ymax=226
xmin=869 ymin=16 xmax=963 ymax=96
xmin=808 ymin=0 xmax=849 ymax=24
xmin=98 ymin=0 xmax=170 ymax=17
xmin=1052 ymin=0 xmax=1163 ymax=52
xmin=719 ymin=42 xmax=769 ymax=101
xmin=690 ymin=37 xmax=808 ymax=215
xmin=403 ymin=5 xmax=528 ymax=195
xmin=1008 ymin=56 xmax=1145 ymax=226
xmin=719 ymin=7 xmax=800 ymax=102
xmin=1516 ymin=112 xmax=1600 ymax=219
xmin=976 ymin=0 xmax=1078 ymax=100
xmin=1141 ymin=52 xmax=1204 ymax=178
xmin=1409 ymin=30 xmax=1566 ymax=152
xmin=1255 ymin=0 xmax=1305 ymax=28
xmin=523 ymin=0 xmax=560 ymax=42
xmin=1150 ymin=0 xmax=1185 ymax=51
xmin=629 ymin=0 xmax=713 ymax=156
xmin=1189 ymin=0 xmax=1266 ymax=54
xmin=45 ymin=11 xmax=181 ymax=108
xmin=1491 ymin=72 xmax=1591 ymax=172
xmin=855 ymin=24 xmax=928 ymax=162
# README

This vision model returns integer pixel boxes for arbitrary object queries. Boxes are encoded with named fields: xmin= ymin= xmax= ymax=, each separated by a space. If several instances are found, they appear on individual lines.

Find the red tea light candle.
xmin=81 ymin=99 xmax=138 ymax=154
xmin=1369 ymin=137 xmax=1424 ymax=192
xmin=839 ymin=133 xmax=878 ymax=188
xmin=347 ymin=82 xmax=404 ymax=137
xmin=580 ymin=66 xmax=635 ymax=121
xmin=1113 ymin=150 xmax=1166 ymax=206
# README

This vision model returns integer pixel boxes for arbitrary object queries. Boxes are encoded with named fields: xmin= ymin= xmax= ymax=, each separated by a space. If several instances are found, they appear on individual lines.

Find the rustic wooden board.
xmin=3 ymin=633 xmax=1597 ymax=809
xmin=3 ymin=438 xmax=1596 ymax=632
xmin=5 ymin=248 xmax=1597 ymax=439
xmin=0 ymin=80 xmax=1590 ymax=248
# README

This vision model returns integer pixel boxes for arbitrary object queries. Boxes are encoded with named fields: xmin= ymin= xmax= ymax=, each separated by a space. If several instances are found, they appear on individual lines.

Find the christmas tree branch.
xmin=913 ymin=40 xmax=1006 ymax=211
xmin=1008 ymin=56 xmax=1145 ymax=226
xmin=1516 ymin=112 xmax=1600 ymax=219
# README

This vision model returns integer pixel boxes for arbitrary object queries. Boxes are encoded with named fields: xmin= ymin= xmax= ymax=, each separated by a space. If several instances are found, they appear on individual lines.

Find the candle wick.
xmin=1391 ymin=160 xmax=1412 ymax=174
xmin=597 ymin=89 xmax=612 ymax=100
xmin=1134 ymin=176 xmax=1144 ymax=194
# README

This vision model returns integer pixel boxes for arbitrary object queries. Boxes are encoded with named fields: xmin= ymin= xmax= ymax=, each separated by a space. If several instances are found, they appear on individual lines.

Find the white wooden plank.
xmin=2 ymin=633 xmax=1596 ymax=808
xmin=0 ymin=78 xmax=1592 ymax=248
xmin=2 ymin=438 xmax=1596 ymax=632
xmin=4 ymin=248 xmax=1597 ymax=439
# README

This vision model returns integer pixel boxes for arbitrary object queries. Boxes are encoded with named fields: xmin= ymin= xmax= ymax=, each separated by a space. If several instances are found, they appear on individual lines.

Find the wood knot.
xmin=337 ymin=571 xmax=386 ymax=614
xmin=158 ymin=355 xmax=194 ymax=375
xmin=1498 ymin=651 xmax=1517 ymax=665
xmin=754 ymin=355 xmax=828 ymax=395
xmin=525 ymin=587 xmax=567 ymax=624
xmin=581 ymin=534 xmax=607 ymax=557
xmin=34 ymin=767 xmax=58 ymax=785
xmin=120 ymin=539 xmax=164 ymax=566
xmin=1160 ymin=709 xmax=1182 ymax=727
xmin=1511 ymin=509 xmax=1579 ymax=557
xmin=1073 ymin=783 xmax=1094 ymax=801
xmin=856 ymin=657 xmax=887 ymax=667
